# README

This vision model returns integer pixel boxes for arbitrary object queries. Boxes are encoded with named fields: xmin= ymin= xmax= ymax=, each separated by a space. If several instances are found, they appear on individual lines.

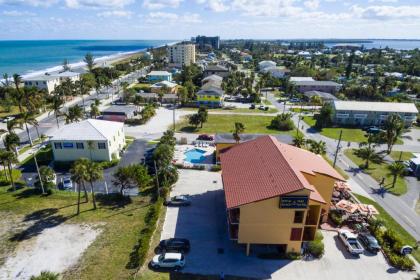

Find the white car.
xmin=3 ymin=116 xmax=15 ymax=123
xmin=338 ymin=230 xmax=364 ymax=255
xmin=62 ymin=177 xmax=73 ymax=190
xmin=150 ymin=253 xmax=185 ymax=270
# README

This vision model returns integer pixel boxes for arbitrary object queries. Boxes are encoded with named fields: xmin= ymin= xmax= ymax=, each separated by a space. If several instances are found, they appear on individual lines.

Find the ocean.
xmin=323 ymin=39 xmax=420 ymax=50
xmin=0 ymin=40 xmax=173 ymax=78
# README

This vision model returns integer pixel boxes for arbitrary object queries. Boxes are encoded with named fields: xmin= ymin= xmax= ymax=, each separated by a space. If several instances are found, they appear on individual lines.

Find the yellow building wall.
xmin=216 ymin=143 xmax=235 ymax=161
xmin=303 ymin=172 xmax=337 ymax=215
xmin=237 ymin=189 xmax=311 ymax=253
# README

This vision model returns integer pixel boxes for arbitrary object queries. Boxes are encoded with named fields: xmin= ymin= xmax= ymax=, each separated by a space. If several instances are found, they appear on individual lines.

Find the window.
xmin=76 ymin=142 xmax=84 ymax=149
xmin=98 ymin=142 xmax=106 ymax=149
xmin=294 ymin=211 xmax=304 ymax=223
xmin=54 ymin=142 xmax=62 ymax=149
xmin=290 ymin=228 xmax=303 ymax=241
xmin=63 ymin=142 xmax=74 ymax=149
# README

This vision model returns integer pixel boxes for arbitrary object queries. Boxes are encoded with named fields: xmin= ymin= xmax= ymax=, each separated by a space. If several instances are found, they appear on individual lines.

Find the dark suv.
xmin=157 ymin=238 xmax=190 ymax=253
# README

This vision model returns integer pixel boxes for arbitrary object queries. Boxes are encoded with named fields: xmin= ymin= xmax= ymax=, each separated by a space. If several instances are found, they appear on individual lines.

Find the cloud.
xmin=65 ymin=0 xmax=134 ymax=9
xmin=142 ymin=0 xmax=183 ymax=9
xmin=304 ymin=0 xmax=319 ymax=10
xmin=231 ymin=0 xmax=301 ymax=17
xmin=0 ymin=0 xmax=56 ymax=7
xmin=145 ymin=12 xmax=201 ymax=23
xmin=351 ymin=5 xmax=420 ymax=19
xmin=368 ymin=0 xmax=398 ymax=3
xmin=97 ymin=10 xmax=132 ymax=18
xmin=2 ymin=10 xmax=36 ymax=16
xmin=196 ymin=0 xmax=229 ymax=12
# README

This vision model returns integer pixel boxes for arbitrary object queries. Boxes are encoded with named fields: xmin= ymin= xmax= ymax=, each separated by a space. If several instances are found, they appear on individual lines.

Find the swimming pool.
xmin=184 ymin=148 xmax=207 ymax=164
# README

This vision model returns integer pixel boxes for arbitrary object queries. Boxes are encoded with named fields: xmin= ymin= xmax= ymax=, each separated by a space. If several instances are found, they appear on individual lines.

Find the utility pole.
xmin=154 ymin=160 xmax=160 ymax=198
xmin=333 ymin=130 xmax=343 ymax=168
xmin=33 ymin=150 xmax=45 ymax=194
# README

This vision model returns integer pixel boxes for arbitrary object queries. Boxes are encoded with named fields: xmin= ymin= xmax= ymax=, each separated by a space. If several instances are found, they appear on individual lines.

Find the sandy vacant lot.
xmin=0 ymin=223 xmax=101 ymax=280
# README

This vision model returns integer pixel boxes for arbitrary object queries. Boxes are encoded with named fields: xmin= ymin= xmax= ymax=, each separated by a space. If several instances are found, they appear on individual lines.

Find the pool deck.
xmin=174 ymin=145 xmax=215 ymax=166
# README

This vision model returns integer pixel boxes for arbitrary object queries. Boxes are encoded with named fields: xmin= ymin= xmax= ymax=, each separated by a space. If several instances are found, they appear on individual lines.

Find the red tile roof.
xmin=220 ymin=135 xmax=345 ymax=209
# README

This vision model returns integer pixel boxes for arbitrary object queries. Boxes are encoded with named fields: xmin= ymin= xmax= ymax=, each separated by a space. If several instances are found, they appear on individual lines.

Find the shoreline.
xmin=5 ymin=40 xmax=179 ymax=80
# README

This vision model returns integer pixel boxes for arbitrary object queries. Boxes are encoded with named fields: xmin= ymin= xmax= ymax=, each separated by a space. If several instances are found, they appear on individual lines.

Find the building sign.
xmin=280 ymin=196 xmax=308 ymax=209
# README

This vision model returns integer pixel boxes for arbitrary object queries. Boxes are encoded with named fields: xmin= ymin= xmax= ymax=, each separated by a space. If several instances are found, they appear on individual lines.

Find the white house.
xmin=53 ymin=71 xmax=81 ymax=83
xmin=24 ymin=74 xmax=61 ymax=94
xmin=258 ymin=60 xmax=276 ymax=71
xmin=50 ymin=119 xmax=125 ymax=162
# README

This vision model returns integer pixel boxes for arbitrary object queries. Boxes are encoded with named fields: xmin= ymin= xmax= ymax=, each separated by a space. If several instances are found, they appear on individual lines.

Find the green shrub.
xmin=383 ymin=247 xmax=414 ymax=270
xmin=210 ymin=165 xmax=221 ymax=172
xmin=270 ymin=113 xmax=295 ymax=131
xmin=99 ymin=159 xmax=120 ymax=169
xmin=308 ymin=240 xmax=324 ymax=258
xmin=329 ymin=211 xmax=343 ymax=226
xmin=30 ymin=271 xmax=59 ymax=280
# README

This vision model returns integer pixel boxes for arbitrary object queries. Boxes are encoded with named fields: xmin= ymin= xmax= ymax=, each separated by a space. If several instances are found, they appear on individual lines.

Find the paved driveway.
xmin=160 ymin=169 xmax=415 ymax=279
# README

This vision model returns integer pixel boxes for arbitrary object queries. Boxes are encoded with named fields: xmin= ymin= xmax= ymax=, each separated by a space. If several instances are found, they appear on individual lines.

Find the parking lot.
xmin=160 ymin=169 xmax=415 ymax=279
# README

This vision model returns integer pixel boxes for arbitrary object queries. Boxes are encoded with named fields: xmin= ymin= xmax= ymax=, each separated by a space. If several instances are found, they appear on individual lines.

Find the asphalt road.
xmin=267 ymin=93 xmax=420 ymax=241
xmin=13 ymin=67 xmax=148 ymax=146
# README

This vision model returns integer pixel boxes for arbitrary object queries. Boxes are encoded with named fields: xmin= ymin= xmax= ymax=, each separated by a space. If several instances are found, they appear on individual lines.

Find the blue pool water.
xmin=184 ymin=149 xmax=207 ymax=164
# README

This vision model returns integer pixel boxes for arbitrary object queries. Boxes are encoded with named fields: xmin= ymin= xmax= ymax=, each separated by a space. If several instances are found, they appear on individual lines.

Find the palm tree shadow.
xmin=9 ymin=208 xmax=75 ymax=242
xmin=96 ymin=193 xmax=132 ymax=210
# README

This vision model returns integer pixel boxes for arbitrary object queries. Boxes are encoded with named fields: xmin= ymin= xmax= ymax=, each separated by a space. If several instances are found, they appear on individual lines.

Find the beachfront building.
xmin=147 ymin=71 xmax=172 ymax=82
xmin=195 ymin=35 xmax=220 ymax=50
xmin=167 ymin=43 xmax=196 ymax=67
xmin=332 ymin=101 xmax=418 ymax=127
xmin=23 ymin=74 xmax=61 ymax=94
xmin=220 ymin=136 xmax=345 ymax=255
xmin=292 ymin=79 xmax=342 ymax=94
xmin=150 ymin=81 xmax=178 ymax=94
xmin=203 ymin=65 xmax=229 ymax=78
xmin=23 ymin=71 xmax=81 ymax=94
xmin=50 ymin=119 xmax=125 ymax=162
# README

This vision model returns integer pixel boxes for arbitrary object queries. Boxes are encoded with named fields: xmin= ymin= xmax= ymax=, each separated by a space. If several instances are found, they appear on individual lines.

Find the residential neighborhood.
xmin=1 ymin=35 xmax=420 ymax=280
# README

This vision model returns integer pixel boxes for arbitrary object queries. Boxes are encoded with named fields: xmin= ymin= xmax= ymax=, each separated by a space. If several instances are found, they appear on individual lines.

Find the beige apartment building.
xmin=167 ymin=43 xmax=196 ymax=67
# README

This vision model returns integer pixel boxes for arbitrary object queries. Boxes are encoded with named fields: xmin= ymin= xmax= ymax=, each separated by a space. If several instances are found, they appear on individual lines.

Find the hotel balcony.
xmin=305 ymin=205 xmax=320 ymax=226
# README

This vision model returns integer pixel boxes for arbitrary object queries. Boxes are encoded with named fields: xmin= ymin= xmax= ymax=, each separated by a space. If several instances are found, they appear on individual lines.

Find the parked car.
xmin=290 ymin=98 xmax=301 ymax=103
xmin=338 ymin=230 xmax=364 ymax=255
xmin=164 ymin=195 xmax=191 ymax=206
xmin=358 ymin=233 xmax=380 ymax=253
xmin=258 ymin=105 xmax=265 ymax=110
xmin=62 ymin=177 xmax=73 ymax=190
xmin=2 ymin=116 xmax=15 ymax=123
xmin=150 ymin=252 xmax=185 ymax=270
xmin=366 ymin=126 xmax=381 ymax=134
xmin=197 ymin=134 xmax=214 ymax=141
xmin=264 ymin=106 xmax=269 ymax=111
xmin=157 ymin=238 xmax=190 ymax=253
xmin=249 ymin=104 xmax=256 ymax=109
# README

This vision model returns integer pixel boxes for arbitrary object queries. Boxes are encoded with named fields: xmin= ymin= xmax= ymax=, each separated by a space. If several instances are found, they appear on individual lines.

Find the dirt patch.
xmin=0 ymin=223 xmax=102 ymax=280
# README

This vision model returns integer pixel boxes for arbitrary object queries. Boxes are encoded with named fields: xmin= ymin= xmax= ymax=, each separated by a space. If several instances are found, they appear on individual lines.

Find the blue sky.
xmin=1 ymin=0 xmax=420 ymax=40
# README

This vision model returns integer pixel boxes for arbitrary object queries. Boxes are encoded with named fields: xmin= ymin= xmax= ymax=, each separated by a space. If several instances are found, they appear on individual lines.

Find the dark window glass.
xmin=63 ymin=142 xmax=73 ymax=148
xmin=98 ymin=142 xmax=106 ymax=149
xmin=54 ymin=142 xmax=62 ymax=149
xmin=294 ymin=211 xmax=304 ymax=223
xmin=76 ymin=142 xmax=84 ymax=149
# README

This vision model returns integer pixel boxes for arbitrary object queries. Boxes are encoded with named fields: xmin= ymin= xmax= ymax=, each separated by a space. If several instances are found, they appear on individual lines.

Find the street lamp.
xmin=31 ymin=145 xmax=45 ymax=195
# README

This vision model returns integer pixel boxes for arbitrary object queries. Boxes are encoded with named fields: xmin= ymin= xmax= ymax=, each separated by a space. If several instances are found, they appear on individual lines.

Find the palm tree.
xmin=4 ymin=133 xmax=20 ymax=155
xmin=293 ymin=134 xmax=306 ymax=148
xmin=308 ymin=140 xmax=327 ymax=155
xmin=49 ymin=94 xmax=64 ymax=128
xmin=383 ymin=114 xmax=404 ymax=154
xmin=11 ymin=74 xmax=25 ymax=113
xmin=0 ymin=150 xmax=17 ymax=191
xmin=64 ymin=105 xmax=83 ymax=124
xmin=70 ymin=158 xmax=89 ymax=215
xmin=356 ymin=145 xmax=381 ymax=168
xmin=62 ymin=59 xmax=71 ymax=72
xmin=2 ymin=73 xmax=10 ymax=87
xmin=18 ymin=112 xmax=38 ymax=146
xmin=233 ymin=122 xmax=245 ymax=144
xmin=84 ymin=53 xmax=94 ymax=73
xmin=87 ymin=140 xmax=95 ymax=160
xmin=90 ymin=104 xmax=100 ymax=119
xmin=86 ymin=161 xmax=103 ymax=210
xmin=387 ymin=162 xmax=406 ymax=189
xmin=6 ymin=119 xmax=22 ymax=134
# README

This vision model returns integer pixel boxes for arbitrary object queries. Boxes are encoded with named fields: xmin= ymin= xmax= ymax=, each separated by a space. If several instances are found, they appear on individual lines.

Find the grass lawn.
xmin=344 ymin=149 xmax=407 ymax=195
xmin=0 ymin=186 xmax=154 ymax=280
xmin=354 ymin=194 xmax=420 ymax=262
xmin=175 ymin=114 xmax=299 ymax=136
xmin=261 ymin=99 xmax=272 ymax=106
xmin=389 ymin=151 xmax=414 ymax=161
xmin=303 ymin=116 xmax=367 ymax=143
xmin=180 ymin=107 xmax=278 ymax=114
